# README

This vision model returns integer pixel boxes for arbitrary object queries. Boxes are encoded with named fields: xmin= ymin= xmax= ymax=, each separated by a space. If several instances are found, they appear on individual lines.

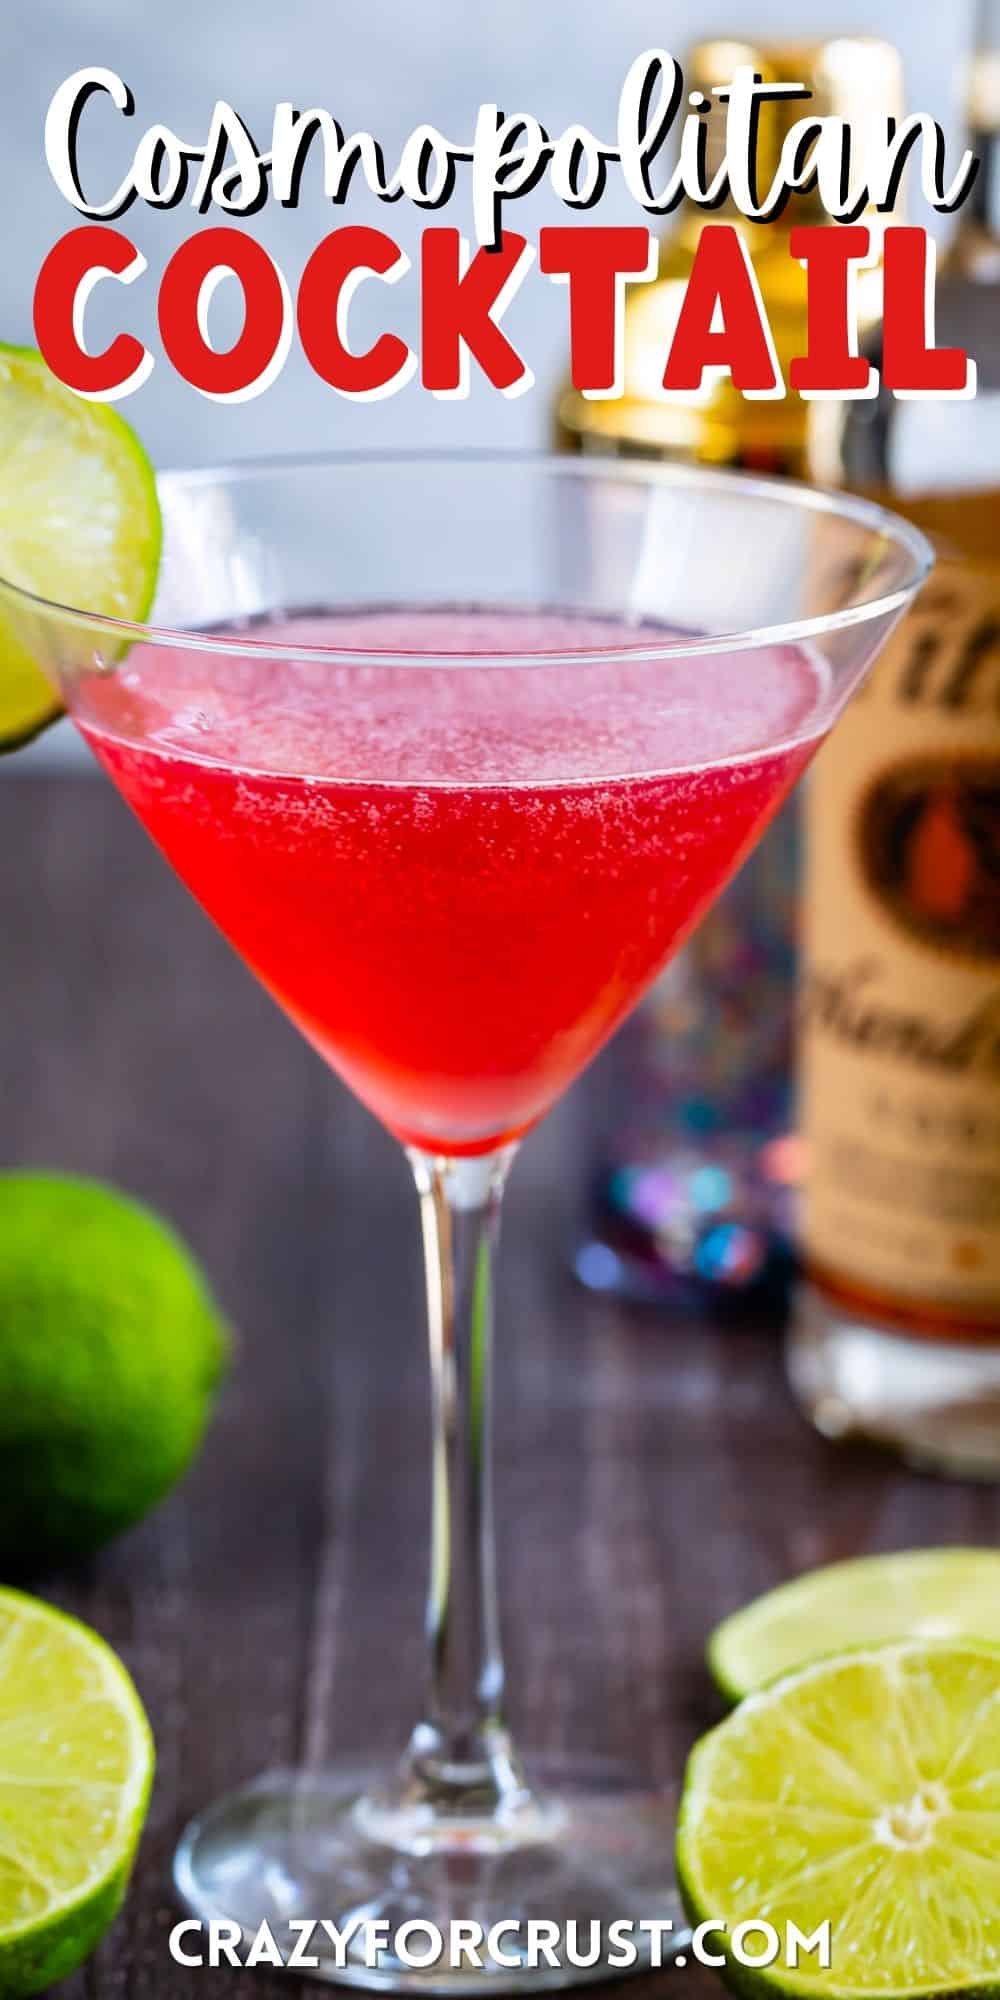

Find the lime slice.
xmin=0 ymin=344 xmax=161 ymax=749
xmin=0 ymin=1587 xmax=153 ymax=1995
xmin=678 ymin=1639 xmax=1000 ymax=1999
xmin=709 ymin=1549 xmax=1000 ymax=1704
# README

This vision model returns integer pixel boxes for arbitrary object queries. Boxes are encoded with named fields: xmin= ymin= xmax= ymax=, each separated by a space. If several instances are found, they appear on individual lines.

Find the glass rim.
xmin=0 ymin=448 xmax=935 ymax=668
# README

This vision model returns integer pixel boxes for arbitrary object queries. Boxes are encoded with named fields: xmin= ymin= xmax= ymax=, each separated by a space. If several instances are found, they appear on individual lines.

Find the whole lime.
xmin=0 ymin=1173 xmax=227 ymax=1565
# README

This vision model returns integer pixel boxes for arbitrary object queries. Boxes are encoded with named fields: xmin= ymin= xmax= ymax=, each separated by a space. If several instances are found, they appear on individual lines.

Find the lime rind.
xmin=678 ymin=1638 xmax=1000 ymax=2000
xmin=0 ymin=1588 xmax=153 ymax=1997
xmin=0 ymin=344 xmax=161 ymax=751
xmin=708 ymin=1549 xmax=1000 ymax=1704
xmin=0 ymin=695 xmax=64 ymax=754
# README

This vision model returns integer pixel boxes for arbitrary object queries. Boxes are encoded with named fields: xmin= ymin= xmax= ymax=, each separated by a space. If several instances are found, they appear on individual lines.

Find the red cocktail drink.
xmin=80 ymin=608 xmax=821 ymax=1154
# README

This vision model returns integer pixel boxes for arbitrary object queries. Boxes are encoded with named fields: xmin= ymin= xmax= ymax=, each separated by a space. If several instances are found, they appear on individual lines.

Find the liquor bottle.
xmin=557 ymin=38 xmax=900 ymax=470
xmin=789 ymin=3 xmax=1000 ymax=1473
xmin=561 ymin=37 xmax=903 ymax=1308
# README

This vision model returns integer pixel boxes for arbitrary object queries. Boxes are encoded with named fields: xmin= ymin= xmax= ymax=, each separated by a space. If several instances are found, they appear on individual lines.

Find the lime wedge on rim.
xmin=0 ymin=1587 xmax=153 ymax=1995
xmin=678 ymin=1639 xmax=1000 ymax=1999
xmin=708 ymin=1549 xmax=1000 ymax=1704
xmin=0 ymin=344 xmax=161 ymax=749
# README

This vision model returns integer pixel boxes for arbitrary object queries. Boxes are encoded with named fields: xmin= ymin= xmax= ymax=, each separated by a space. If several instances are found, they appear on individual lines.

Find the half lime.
xmin=0 ymin=344 xmax=160 ymax=748
xmin=679 ymin=1639 xmax=1000 ymax=1999
xmin=0 ymin=1587 xmax=154 ymax=1995
xmin=709 ymin=1549 xmax=1000 ymax=1704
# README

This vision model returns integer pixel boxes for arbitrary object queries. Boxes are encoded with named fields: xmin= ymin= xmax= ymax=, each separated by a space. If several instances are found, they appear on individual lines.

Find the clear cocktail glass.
xmin=0 ymin=456 xmax=931 ymax=1989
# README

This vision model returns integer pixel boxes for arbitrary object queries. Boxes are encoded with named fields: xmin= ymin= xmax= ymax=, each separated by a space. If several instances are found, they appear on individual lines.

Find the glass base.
xmin=789 ymin=1282 xmax=1000 ymax=1479
xmin=173 ymin=1756 xmax=685 ymax=1991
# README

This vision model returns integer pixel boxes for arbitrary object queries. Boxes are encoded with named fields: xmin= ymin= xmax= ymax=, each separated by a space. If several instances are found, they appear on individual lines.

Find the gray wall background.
xmin=3 ymin=0 xmax=975 ymax=765
xmin=6 ymin=0 xmax=974 ymax=467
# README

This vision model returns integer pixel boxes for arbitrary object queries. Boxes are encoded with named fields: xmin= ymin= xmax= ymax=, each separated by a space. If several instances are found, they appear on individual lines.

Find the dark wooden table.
xmin=3 ymin=773 xmax=999 ymax=2000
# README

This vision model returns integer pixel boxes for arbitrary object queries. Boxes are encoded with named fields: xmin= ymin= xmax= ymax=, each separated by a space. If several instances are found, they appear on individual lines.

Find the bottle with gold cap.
xmin=567 ymin=38 xmax=904 ymax=1311
xmin=557 ymin=36 xmax=901 ymax=471
xmin=789 ymin=1 xmax=1000 ymax=1473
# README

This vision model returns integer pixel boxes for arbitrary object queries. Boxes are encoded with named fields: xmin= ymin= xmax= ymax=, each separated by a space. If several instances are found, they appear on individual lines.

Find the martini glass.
xmin=1 ymin=456 xmax=931 ymax=1989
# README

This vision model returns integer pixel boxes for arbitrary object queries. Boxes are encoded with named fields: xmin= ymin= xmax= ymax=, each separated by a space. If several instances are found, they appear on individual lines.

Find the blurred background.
xmin=5 ymin=0 xmax=975 ymax=470
xmin=6 ymin=0 xmax=999 ymax=1469
xmin=6 ymin=0 xmax=975 ymax=778
xmin=0 ymin=18 xmax=996 ymax=1992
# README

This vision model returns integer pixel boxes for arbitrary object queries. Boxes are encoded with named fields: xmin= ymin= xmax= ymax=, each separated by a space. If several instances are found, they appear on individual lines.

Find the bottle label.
xmin=801 ymin=546 xmax=1000 ymax=1338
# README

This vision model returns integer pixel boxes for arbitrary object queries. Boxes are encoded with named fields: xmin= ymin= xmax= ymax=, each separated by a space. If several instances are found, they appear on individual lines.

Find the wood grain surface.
xmin=3 ymin=774 xmax=998 ymax=2000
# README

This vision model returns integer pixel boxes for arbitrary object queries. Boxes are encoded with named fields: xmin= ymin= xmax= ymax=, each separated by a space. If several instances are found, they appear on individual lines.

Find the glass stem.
xmin=400 ymin=1143 xmax=529 ymax=1821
